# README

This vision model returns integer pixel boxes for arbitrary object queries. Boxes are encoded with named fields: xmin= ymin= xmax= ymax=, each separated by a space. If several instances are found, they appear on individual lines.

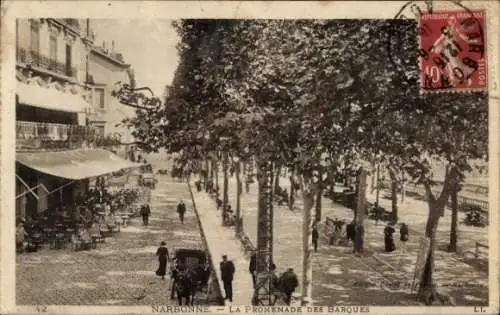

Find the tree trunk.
xmin=344 ymin=168 xmax=349 ymax=187
xmin=388 ymin=166 xmax=398 ymax=223
xmin=354 ymin=168 xmax=367 ymax=254
xmin=400 ymin=170 xmax=406 ymax=203
xmin=209 ymin=158 xmax=215 ymax=192
xmin=391 ymin=180 xmax=398 ymax=223
xmin=375 ymin=164 xmax=380 ymax=205
xmin=370 ymin=161 xmax=376 ymax=192
xmin=215 ymin=161 xmax=219 ymax=197
xmin=300 ymin=180 xmax=314 ymax=306
xmin=253 ymin=159 xmax=274 ymax=305
xmin=222 ymin=152 xmax=229 ymax=224
xmin=447 ymin=189 xmax=458 ymax=252
xmin=204 ymin=159 xmax=209 ymax=191
xmin=417 ymin=201 xmax=442 ymax=304
xmin=315 ymin=188 xmax=322 ymax=224
xmin=235 ymin=160 xmax=242 ymax=236
xmin=288 ymin=172 xmax=295 ymax=211
xmin=274 ymin=163 xmax=281 ymax=194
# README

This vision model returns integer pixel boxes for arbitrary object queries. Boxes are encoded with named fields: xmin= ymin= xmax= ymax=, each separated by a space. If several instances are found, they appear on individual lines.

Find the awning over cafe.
xmin=17 ymin=82 xmax=89 ymax=113
xmin=16 ymin=148 xmax=143 ymax=180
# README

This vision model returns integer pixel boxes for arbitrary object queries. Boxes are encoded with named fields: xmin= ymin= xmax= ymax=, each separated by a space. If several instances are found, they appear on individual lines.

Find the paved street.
xmin=16 ymin=175 xmax=215 ymax=305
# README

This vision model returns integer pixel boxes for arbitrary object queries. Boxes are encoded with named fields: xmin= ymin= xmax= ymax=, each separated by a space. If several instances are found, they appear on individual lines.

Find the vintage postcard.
xmin=1 ymin=1 xmax=499 ymax=315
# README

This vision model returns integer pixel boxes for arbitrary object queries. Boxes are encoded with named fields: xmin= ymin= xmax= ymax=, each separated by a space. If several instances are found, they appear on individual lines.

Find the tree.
xmin=118 ymin=18 xmax=487 ymax=306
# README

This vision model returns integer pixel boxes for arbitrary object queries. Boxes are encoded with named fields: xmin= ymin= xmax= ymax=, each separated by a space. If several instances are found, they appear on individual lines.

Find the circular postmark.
xmin=387 ymin=0 xmax=487 ymax=93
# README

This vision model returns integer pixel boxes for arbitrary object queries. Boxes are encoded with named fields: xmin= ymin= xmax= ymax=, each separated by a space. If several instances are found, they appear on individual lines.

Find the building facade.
xmin=15 ymin=19 xmax=138 ymax=221
xmin=86 ymin=29 xmax=137 ymax=160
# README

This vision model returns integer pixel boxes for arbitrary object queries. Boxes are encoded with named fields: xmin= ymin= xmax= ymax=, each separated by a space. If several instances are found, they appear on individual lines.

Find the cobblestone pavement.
xmin=227 ymin=175 xmax=488 ymax=306
xmin=16 ymin=175 xmax=212 ymax=305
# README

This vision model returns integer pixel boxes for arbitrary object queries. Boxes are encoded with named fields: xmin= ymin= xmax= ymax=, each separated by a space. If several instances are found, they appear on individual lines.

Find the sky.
xmin=90 ymin=19 xmax=180 ymax=97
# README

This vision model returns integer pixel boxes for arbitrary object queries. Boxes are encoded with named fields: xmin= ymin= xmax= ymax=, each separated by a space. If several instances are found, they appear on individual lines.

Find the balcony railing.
xmin=17 ymin=47 xmax=76 ymax=78
xmin=16 ymin=121 xmax=122 ymax=151
xmin=63 ymin=19 xmax=80 ymax=30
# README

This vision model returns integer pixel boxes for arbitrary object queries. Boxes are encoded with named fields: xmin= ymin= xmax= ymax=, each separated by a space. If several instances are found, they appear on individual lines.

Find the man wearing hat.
xmin=280 ymin=268 xmax=298 ymax=305
xmin=220 ymin=254 xmax=235 ymax=302
xmin=177 ymin=200 xmax=186 ymax=224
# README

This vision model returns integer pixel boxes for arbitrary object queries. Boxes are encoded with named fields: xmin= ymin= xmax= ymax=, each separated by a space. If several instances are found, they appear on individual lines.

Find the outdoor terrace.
xmin=16 ymin=121 xmax=121 ymax=152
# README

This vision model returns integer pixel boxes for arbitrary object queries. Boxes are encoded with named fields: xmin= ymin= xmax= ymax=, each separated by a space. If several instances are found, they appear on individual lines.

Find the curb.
xmin=186 ymin=180 xmax=224 ymax=306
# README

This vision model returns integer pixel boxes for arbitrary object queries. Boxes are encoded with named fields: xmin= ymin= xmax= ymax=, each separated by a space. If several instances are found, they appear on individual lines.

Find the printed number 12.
xmin=36 ymin=305 xmax=47 ymax=312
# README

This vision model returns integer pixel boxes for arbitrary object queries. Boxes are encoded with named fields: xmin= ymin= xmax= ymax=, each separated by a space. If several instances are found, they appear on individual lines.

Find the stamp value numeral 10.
xmin=424 ymin=65 xmax=442 ymax=84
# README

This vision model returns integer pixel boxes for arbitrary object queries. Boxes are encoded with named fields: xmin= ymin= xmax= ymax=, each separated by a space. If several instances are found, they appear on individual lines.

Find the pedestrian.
xmin=346 ymin=220 xmax=356 ymax=245
xmin=177 ymin=200 xmax=186 ymax=224
xmin=384 ymin=222 xmax=396 ymax=252
xmin=155 ymin=241 xmax=169 ymax=280
xmin=399 ymin=223 xmax=409 ymax=254
xmin=279 ymin=268 xmax=298 ymax=305
xmin=220 ymin=255 xmax=235 ymax=302
xmin=373 ymin=202 xmax=381 ymax=226
xmin=216 ymin=198 xmax=223 ymax=211
xmin=249 ymin=253 xmax=257 ymax=289
xmin=140 ymin=204 xmax=151 ymax=226
xmin=270 ymin=263 xmax=280 ymax=304
xmin=312 ymin=226 xmax=319 ymax=252
xmin=16 ymin=219 xmax=27 ymax=253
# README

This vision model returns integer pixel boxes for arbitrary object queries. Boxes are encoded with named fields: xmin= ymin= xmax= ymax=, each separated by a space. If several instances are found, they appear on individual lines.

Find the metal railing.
xmin=17 ymin=47 xmax=77 ymax=78
xmin=381 ymin=180 xmax=488 ymax=212
xmin=16 ymin=121 xmax=123 ymax=151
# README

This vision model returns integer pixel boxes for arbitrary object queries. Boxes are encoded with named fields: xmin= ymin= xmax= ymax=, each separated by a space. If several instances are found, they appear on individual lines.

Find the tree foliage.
xmin=119 ymin=18 xmax=488 ymax=304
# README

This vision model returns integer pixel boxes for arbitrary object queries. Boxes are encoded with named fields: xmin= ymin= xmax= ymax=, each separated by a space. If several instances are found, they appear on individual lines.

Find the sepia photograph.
xmin=1 ymin=1 xmax=499 ymax=315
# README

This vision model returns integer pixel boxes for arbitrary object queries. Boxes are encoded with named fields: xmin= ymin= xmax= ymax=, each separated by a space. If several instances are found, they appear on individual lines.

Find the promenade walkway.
xmin=187 ymin=181 xmax=253 ymax=305
xmin=227 ymin=175 xmax=488 ymax=306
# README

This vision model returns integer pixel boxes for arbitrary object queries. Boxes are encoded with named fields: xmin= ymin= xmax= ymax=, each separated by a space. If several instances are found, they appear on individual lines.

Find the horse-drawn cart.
xmin=170 ymin=249 xmax=211 ymax=305
xmin=140 ymin=173 xmax=157 ymax=189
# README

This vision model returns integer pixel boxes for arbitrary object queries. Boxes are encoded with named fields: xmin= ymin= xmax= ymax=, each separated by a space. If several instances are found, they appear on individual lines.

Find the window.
xmin=95 ymin=88 xmax=105 ymax=109
xmin=30 ymin=21 xmax=40 ymax=56
xmin=94 ymin=125 xmax=105 ymax=137
xmin=49 ymin=33 xmax=57 ymax=68
xmin=65 ymin=44 xmax=72 ymax=76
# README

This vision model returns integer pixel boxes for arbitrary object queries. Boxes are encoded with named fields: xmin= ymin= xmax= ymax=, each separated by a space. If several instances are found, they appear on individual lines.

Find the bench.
xmin=240 ymin=234 xmax=256 ymax=256
xmin=321 ymin=217 xmax=336 ymax=245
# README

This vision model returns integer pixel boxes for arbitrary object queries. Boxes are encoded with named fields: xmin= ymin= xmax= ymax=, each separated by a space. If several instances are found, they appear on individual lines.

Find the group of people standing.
xmin=312 ymin=217 xmax=410 ymax=254
xmin=249 ymin=253 xmax=299 ymax=305
xmin=139 ymin=200 xmax=186 ymax=227
xmin=383 ymin=222 xmax=409 ymax=253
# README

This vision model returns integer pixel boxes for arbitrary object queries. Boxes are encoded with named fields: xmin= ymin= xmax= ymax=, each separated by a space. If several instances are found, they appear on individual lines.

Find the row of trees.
xmin=119 ymin=19 xmax=487 ymax=305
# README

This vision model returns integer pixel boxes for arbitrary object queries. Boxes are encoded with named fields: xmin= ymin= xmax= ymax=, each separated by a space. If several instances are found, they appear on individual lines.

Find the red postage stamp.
xmin=419 ymin=10 xmax=487 ymax=92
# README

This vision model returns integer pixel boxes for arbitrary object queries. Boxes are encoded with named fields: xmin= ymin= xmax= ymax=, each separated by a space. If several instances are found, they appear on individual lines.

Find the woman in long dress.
xmin=384 ymin=223 xmax=396 ymax=252
xmin=156 ymin=241 xmax=169 ymax=280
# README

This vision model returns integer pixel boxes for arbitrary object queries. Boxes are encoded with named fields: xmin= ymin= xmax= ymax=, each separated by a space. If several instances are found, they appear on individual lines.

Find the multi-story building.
xmin=15 ymin=19 xmax=138 ymax=221
xmin=86 ymin=29 xmax=137 ymax=160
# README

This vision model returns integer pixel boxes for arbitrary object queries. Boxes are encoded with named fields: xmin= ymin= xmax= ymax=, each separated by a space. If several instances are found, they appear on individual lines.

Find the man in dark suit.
xmin=177 ymin=200 xmax=186 ymax=224
xmin=249 ymin=253 xmax=257 ymax=288
xmin=312 ymin=226 xmax=319 ymax=252
xmin=220 ymin=255 xmax=235 ymax=302
xmin=280 ymin=268 xmax=298 ymax=305
xmin=140 ymin=204 xmax=151 ymax=226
